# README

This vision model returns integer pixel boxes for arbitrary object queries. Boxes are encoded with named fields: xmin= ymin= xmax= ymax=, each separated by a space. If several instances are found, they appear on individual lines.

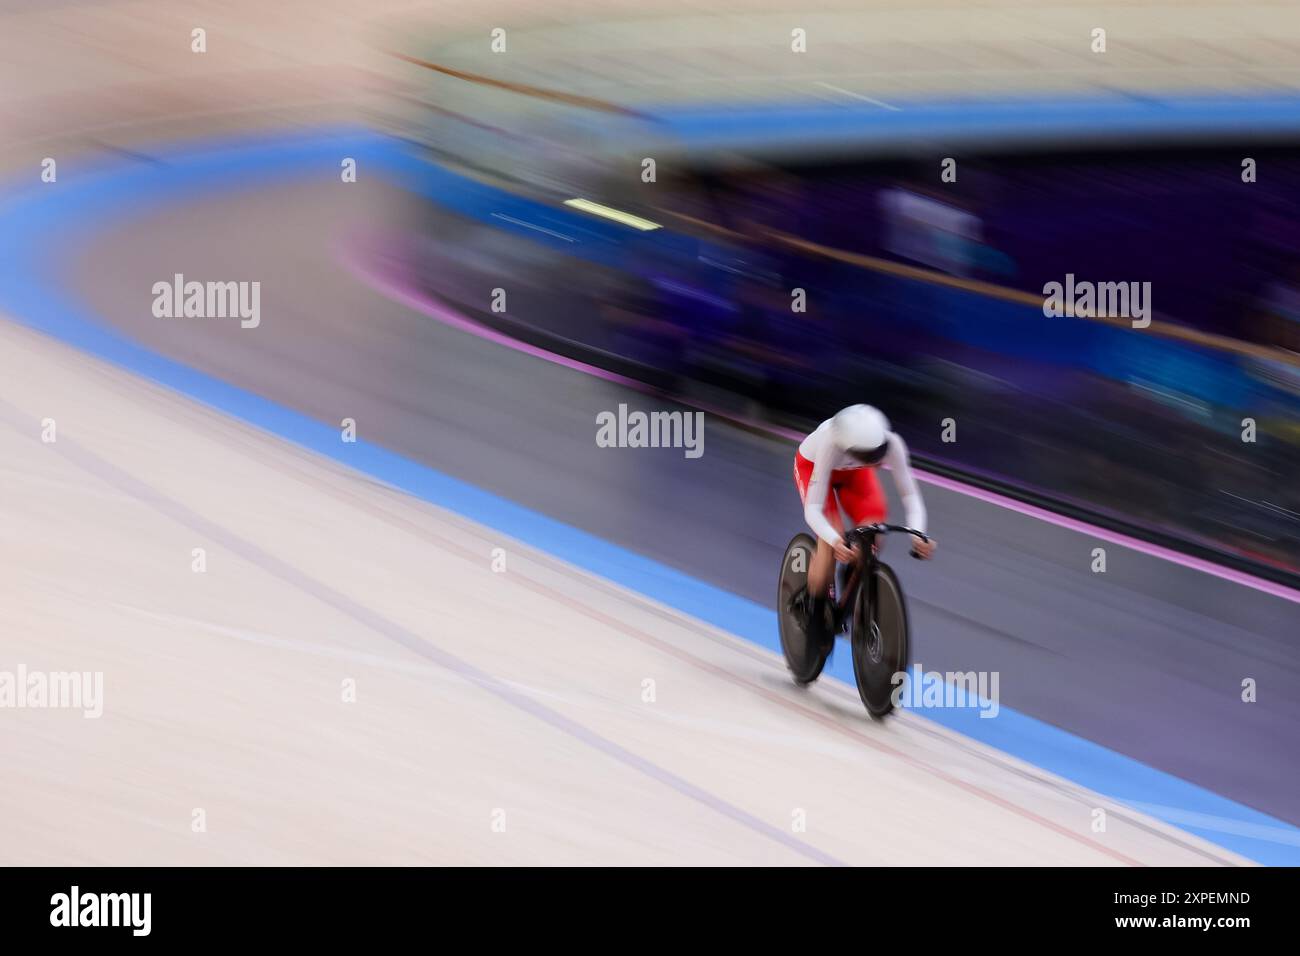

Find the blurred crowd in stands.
xmin=405 ymin=144 xmax=1300 ymax=575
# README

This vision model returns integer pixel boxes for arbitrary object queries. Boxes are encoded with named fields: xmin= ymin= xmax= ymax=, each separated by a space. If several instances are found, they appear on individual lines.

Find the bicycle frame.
xmin=835 ymin=523 xmax=930 ymax=623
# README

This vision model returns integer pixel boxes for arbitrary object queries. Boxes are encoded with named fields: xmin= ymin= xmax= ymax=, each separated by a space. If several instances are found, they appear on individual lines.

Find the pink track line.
xmin=341 ymin=240 xmax=1300 ymax=607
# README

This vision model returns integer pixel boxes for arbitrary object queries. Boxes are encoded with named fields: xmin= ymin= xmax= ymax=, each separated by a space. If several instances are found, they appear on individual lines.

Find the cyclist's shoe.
xmin=789 ymin=586 xmax=811 ymax=626
xmin=790 ymin=588 xmax=836 ymax=648
xmin=810 ymin=596 xmax=837 ymax=649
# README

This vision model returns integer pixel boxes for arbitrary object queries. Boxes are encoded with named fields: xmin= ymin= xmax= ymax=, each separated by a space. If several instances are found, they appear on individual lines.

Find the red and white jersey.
xmin=797 ymin=418 xmax=927 ymax=545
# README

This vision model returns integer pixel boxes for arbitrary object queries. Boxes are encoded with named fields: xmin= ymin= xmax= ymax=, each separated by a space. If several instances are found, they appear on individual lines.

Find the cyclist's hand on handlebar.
xmin=910 ymin=535 xmax=936 ymax=560
xmin=832 ymin=539 xmax=858 ymax=564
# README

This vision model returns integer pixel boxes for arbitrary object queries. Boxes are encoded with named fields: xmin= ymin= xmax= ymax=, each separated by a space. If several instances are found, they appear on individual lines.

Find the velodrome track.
xmin=0 ymin=129 xmax=1296 ymax=867
xmin=0 ymin=313 xmax=1252 ymax=866
xmin=2 ymin=0 xmax=1299 ymax=866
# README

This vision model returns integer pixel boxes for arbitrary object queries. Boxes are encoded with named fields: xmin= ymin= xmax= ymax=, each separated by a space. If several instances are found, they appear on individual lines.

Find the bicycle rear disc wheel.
xmin=777 ymin=533 xmax=829 ymax=685
xmin=851 ymin=563 xmax=910 ymax=716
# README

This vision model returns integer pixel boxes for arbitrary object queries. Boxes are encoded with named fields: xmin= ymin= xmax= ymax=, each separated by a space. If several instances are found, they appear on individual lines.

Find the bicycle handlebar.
xmin=844 ymin=523 xmax=933 ymax=560
xmin=845 ymin=523 xmax=931 ymax=544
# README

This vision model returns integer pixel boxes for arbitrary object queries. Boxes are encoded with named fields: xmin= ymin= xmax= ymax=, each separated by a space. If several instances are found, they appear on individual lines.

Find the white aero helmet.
xmin=832 ymin=404 xmax=891 ymax=464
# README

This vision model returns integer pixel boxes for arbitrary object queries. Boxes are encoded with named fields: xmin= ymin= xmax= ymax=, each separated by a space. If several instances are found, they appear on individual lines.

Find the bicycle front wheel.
xmin=851 ymin=562 xmax=910 ymax=717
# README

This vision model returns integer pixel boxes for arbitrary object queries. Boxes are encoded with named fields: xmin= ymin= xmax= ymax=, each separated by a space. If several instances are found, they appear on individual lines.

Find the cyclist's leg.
xmin=796 ymin=469 xmax=887 ymax=634
xmin=807 ymin=487 xmax=844 ymax=598
xmin=793 ymin=452 xmax=842 ymax=631
xmin=808 ymin=535 xmax=836 ymax=598
xmin=806 ymin=489 xmax=846 ymax=637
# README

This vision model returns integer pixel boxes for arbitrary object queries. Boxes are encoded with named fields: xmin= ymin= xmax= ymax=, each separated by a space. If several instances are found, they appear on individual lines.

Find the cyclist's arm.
xmin=884 ymin=433 xmax=927 ymax=533
xmin=802 ymin=437 xmax=842 ymax=546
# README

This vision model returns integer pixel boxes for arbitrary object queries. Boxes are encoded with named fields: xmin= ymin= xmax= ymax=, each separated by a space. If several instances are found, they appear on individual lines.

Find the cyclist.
xmin=792 ymin=404 xmax=934 ymax=629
